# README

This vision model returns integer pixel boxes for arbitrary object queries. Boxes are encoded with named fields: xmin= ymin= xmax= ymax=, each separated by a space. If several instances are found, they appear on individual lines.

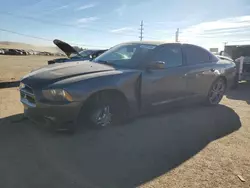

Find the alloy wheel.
xmin=91 ymin=105 xmax=112 ymax=127
xmin=208 ymin=80 xmax=225 ymax=104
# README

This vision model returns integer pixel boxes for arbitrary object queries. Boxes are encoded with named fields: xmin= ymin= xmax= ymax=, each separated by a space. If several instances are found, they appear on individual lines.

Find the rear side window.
xmin=184 ymin=44 xmax=212 ymax=65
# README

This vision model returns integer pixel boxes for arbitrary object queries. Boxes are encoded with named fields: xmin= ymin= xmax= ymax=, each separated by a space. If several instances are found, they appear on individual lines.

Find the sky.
xmin=1 ymin=0 xmax=250 ymax=50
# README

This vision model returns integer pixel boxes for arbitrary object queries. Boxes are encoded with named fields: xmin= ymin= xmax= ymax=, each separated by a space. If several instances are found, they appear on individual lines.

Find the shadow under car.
xmin=0 ymin=104 xmax=241 ymax=188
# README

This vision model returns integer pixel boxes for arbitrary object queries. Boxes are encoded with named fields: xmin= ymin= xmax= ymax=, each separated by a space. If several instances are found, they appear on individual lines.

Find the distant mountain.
xmin=0 ymin=41 xmax=63 ymax=53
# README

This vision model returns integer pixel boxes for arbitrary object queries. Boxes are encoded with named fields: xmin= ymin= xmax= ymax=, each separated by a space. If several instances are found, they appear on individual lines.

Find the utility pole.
xmin=175 ymin=28 xmax=179 ymax=42
xmin=222 ymin=42 xmax=228 ymax=52
xmin=139 ymin=20 xmax=144 ymax=41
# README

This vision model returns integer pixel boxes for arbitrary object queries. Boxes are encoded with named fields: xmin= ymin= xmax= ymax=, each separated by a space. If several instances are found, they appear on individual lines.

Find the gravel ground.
xmin=0 ymin=83 xmax=249 ymax=188
xmin=0 ymin=55 xmax=59 ymax=82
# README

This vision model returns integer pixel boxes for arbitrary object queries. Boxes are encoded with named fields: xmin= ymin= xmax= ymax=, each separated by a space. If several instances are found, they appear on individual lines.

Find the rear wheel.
xmin=206 ymin=78 xmax=226 ymax=105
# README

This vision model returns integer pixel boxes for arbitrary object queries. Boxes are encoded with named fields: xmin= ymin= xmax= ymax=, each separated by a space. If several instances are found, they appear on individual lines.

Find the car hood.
xmin=48 ymin=56 xmax=88 ymax=64
xmin=53 ymin=39 xmax=80 ymax=58
xmin=21 ymin=61 xmax=115 ymax=88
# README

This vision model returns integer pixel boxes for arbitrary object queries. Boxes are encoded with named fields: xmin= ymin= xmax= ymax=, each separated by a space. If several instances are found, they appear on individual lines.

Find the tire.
xmin=79 ymin=92 xmax=126 ymax=128
xmin=231 ymin=74 xmax=239 ymax=89
xmin=205 ymin=78 xmax=226 ymax=105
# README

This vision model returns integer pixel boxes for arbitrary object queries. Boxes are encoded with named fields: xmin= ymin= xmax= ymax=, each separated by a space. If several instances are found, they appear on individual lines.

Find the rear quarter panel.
xmin=186 ymin=60 xmax=236 ymax=97
xmin=217 ymin=60 xmax=237 ymax=89
xmin=206 ymin=60 xmax=236 ymax=92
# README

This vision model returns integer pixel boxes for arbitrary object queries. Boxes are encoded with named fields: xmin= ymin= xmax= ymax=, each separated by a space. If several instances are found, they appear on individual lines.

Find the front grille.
xmin=20 ymin=92 xmax=35 ymax=103
xmin=22 ymin=84 xmax=33 ymax=95
xmin=20 ymin=84 xmax=36 ymax=107
xmin=48 ymin=60 xmax=55 ymax=65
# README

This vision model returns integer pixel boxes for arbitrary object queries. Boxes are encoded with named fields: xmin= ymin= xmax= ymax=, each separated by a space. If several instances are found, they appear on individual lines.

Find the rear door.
xmin=182 ymin=44 xmax=218 ymax=96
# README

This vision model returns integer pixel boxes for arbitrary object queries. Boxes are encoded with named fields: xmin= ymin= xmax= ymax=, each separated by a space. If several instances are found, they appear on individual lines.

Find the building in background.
xmin=221 ymin=44 xmax=250 ymax=82
xmin=209 ymin=48 xmax=219 ymax=54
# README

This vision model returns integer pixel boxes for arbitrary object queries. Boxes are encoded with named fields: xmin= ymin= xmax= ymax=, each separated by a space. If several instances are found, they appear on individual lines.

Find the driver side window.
xmin=152 ymin=45 xmax=183 ymax=68
xmin=103 ymin=46 xmax=135 ymax=61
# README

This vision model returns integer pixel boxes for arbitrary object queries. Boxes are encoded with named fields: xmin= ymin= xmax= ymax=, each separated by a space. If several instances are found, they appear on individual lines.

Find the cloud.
xmin=75 ymin=3 xmax=97 ymax=11
xmin=114 ymin=4 xmax=127 ymax=16
xmin=182 ymin=16 xmax=250 ymax=36
xmin=179 ymin=15 xmax=250 ymax=46
xmin=55 ymin=5 xmax=69 ymax=10
xmin=110 ymin=27 xmax=134 ymax=33
xmin=154 ymin=29 xmax=174 ymax=34
xmin=155 ymin=21 xmax=180 ymax=25
xmin=37 ymin=4 xmax=70 ymax=16
xmin=76 ymin=17 xmax=99 ymax=24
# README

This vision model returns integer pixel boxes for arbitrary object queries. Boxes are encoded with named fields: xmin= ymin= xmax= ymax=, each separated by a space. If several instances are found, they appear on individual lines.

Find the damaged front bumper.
xmin=20 ymin=87 xmax=82 ymax=129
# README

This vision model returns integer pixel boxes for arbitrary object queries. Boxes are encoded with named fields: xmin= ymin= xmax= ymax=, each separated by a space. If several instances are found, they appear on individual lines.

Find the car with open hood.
xmin=20 ymin=41 xmax=237 ymax=132
xmin=48 ymin=39 xmax=107 ymax=65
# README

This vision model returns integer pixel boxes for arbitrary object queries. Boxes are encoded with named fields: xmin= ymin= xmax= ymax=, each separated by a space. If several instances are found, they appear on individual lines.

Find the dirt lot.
xmin=0 ymin=55 xmax=59 ymax=82
xmin=0 ymin=56 xmax=249 ymax=188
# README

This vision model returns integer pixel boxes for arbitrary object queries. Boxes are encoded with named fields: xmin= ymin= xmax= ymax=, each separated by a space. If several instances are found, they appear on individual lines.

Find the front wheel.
xmin=90 ymin=103 xmax=113 ymax=127
xmin=79 ymin=93 xmax=127 ymax=129
xmin=231 ymin=74 xmax=239 ymax=89
xmin=205 ymin=78 xmax=226 ymax=105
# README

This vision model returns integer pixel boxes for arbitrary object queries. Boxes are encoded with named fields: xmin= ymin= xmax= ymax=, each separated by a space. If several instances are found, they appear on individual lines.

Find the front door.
xmin=141 ymin=44 xmax=189 ymax=108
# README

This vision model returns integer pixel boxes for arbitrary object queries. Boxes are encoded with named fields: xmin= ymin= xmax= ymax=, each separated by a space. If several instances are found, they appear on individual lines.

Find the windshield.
xmin=93 ymin=43 xmax=156 ymax=68
xmin=69 ymin=50 xmax=94 ymax=58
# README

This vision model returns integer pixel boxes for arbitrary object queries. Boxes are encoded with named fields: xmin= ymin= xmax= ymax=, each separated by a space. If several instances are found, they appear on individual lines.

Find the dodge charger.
xmin=19 ymin=42 xmax=236 ymax=131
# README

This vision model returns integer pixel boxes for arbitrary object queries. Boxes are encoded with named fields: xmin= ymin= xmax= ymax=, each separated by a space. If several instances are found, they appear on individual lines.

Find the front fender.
xmin=50 ymin=70 xmax=142 ymax=116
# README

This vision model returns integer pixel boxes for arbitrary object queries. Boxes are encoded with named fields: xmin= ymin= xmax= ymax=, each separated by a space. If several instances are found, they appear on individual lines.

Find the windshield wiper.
xmin=96 ymin=60 xmax=113 ymax=65
xmin=97 ymin=60 xmax=108 ymax=63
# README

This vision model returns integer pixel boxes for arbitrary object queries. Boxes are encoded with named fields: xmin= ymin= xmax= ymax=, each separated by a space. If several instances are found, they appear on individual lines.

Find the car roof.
xmin=121 ymin=41 xmax=171 ymax=46
xmin=119 ymin=41 xmax=207 ymax=47
xmin=84 ymin=49 xmax=107 ymax=51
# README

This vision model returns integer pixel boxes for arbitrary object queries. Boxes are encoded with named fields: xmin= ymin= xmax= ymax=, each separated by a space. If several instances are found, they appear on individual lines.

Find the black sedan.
xmin=20 ymin=41 xmax=236 ymax=132
xmin=48 ymin=39 xmax=107 ymax=64
xmin=4 ymin=49 xmax=22 ymax=55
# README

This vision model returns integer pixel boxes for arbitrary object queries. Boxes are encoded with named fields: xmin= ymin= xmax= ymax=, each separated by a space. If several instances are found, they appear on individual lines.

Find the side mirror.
xmin=147 ymin=61 xmax=165 ymax=70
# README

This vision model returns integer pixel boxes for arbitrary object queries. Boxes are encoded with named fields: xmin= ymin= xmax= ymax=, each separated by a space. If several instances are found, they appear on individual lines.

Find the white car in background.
xmin=0 ymin=49 xmax=5 ymax=55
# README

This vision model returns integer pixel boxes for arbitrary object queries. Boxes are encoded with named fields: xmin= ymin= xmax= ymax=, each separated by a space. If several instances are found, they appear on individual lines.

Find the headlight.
xmin=42 ymin=89 xmax=73 ymax=102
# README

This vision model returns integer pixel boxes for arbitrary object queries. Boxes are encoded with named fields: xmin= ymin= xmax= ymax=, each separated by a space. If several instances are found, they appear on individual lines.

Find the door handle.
xmin=181 ymin=73 xmax=187 ymax=78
